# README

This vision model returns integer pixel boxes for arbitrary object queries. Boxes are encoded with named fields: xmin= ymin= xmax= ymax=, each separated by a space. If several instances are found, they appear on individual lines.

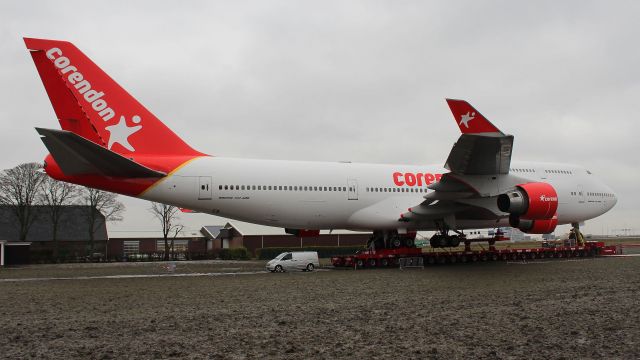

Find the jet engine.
xmin=508 ymin=214 xmax=558 ymax=234
xmin=497 ymin=182 xmax=559 ymax=234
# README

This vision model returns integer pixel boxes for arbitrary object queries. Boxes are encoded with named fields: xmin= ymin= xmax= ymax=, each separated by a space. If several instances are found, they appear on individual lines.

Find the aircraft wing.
xmin=400 ymin=99 xmax=516 ymax=226
xmin=444 ymin=99 xmax=513 ymax=176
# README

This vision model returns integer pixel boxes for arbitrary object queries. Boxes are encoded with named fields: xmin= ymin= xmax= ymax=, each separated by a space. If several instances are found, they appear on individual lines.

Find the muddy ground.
xmin=0 ymin=257 xmax=638 ymax=359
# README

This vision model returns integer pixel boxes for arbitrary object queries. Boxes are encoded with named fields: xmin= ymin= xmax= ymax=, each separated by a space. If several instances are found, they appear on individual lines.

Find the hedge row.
xmin=218 ymin=247 xmax=250 ymax=260
xmin=256 ymin=246 xmax=365 ymax=260
xmin=122 ymin=247 xmax=250 ymax=261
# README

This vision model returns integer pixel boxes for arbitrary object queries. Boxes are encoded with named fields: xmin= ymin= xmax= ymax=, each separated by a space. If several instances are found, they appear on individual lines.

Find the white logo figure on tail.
xmin=105 ymin=115 xmax=142 ymax=151
xmin=459 ymin=112 xmax=475 ymax=128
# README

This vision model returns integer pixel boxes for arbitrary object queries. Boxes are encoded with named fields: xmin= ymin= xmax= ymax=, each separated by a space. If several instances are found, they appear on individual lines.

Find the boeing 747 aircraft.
xmin=24 ymin=38 xmax=617 ymax=249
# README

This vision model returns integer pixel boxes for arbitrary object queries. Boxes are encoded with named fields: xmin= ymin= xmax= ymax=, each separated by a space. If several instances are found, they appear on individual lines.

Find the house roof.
xmin=0 ymin=205 xmax=108 ymax=242
xmin=200 ymin=222 xmax=246 ymax=240
xmin=200 ymin=225 xmax=224 ymax=239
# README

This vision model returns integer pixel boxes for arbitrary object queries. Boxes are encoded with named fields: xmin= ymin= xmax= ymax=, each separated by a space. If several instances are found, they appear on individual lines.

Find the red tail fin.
xmin=25 ymin=37 xmax=204 ymax=157
xmin=445 ymin=99 xmax=503 ymax=135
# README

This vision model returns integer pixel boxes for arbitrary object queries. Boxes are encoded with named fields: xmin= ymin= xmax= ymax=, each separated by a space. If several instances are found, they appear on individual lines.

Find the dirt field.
xmin=0 ymin=257 xmax=638 ymax=359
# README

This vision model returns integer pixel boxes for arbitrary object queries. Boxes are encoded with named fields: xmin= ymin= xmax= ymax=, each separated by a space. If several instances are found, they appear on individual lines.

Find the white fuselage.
xmin=142 ymin=157 xmax=617 ymax=231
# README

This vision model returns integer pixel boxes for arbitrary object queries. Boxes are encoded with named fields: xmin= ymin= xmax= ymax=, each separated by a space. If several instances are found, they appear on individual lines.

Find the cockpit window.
xmin=586 ymin=170 xmax=592 ymax=175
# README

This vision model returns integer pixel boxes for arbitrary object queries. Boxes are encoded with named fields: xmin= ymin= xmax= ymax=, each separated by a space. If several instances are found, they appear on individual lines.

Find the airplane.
xmin=24 ymin=37 xmax=617 ymax=249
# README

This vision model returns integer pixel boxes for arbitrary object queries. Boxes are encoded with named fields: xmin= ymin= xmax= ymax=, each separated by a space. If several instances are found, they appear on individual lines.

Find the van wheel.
xmin=306 ymin=263 xmax=314 ymax=271
xmin=275 ymin=265 xmax=283 ymax=273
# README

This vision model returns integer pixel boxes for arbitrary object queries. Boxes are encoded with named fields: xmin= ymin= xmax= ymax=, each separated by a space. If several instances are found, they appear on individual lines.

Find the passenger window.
xmin=282 ymin=253 xmax=292 ymax=261
xmin=241 ymin=185 xmax=245 ymax=190
xmin=219 ymin=185 xmax=222 ymax=190
xmin=343 ymin=187 xmax=346 ymax=191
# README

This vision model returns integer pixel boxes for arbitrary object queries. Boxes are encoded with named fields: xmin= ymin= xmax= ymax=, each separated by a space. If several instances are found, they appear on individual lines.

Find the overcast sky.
xmin=0 ymin=1 xmax=638 ymax=237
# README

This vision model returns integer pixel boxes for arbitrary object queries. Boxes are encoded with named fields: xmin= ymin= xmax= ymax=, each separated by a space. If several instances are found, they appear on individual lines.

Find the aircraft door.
xmin=347 ymin=179 xmax=358 ymax=200
xmin=198 ymin=176 xmax=212 ymax=200
xmin=577 ymin=184 xmax=585 ymax=204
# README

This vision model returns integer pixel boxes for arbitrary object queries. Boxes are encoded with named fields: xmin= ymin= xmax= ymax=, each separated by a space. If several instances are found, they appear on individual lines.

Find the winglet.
xmin=446 ymin=99 xmax=503 ymax=135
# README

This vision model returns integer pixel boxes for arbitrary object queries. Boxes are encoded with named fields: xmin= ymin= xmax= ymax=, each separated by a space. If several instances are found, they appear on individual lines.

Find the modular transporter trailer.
xmin=330 ymin=241 xmax=617 ymax=268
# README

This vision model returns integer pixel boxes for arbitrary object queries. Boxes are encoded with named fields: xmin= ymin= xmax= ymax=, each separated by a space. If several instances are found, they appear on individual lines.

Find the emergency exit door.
xmin=199 ymin=176 xmax=212 ymax=200
xmin=347 ymin=179 xmax=358 ymax=200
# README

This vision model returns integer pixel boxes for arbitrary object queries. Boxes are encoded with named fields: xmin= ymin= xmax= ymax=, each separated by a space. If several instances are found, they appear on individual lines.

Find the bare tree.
xmin=0 ymin=163 xmax=45 ymax=240
xmin=149 ymin=202 xmax=183 ymax=261
xmin=80 ymin=187 xmax=124 ymax=253
xmin=39 ymin=177 xmax=80 ymax=260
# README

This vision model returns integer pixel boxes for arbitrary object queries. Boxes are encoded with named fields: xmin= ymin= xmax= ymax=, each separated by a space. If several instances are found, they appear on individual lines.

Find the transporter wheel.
xmin=427 ymin=257 xmax=436 ymax=265
xmin=368 ymin=258 xmax=377 ymax=267
xmin=356 ymin=259 xmax=365 ymax=268
xmin=380 ymin=258 xmax=389 ymax=267
xmin=306 ymin=263 xmax=315 ymax=271
xmin=392 ymin=238 xmax=402 ymax=248
xmin=490 ymin=253 xmax=498 ymax=261
xmin=449 ymin=255 xmax=458 ymax=264
xmin=275 ymin=265 xmax=283 ymax=273
xmin=448 ymin=236 xmax=461 ymax=248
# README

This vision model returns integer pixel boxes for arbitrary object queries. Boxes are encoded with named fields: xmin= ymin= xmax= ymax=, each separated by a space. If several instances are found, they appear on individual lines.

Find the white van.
xmin=266 ymin=251 xmax=320 ymax=272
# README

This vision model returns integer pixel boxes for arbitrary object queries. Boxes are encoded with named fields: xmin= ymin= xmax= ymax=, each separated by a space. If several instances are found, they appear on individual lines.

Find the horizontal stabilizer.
xmin=36 ymin=127 xmax=166 ymax=178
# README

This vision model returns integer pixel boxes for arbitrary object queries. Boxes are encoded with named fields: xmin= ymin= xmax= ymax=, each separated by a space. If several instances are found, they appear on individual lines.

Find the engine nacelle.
xmin=497 ymin=182 xmax=558 ymax=220
xmin=509 ymin=214 xmax=558 ymax=234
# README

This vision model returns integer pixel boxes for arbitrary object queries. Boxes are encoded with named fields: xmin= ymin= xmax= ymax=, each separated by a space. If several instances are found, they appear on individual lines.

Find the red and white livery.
xmin=25 ymin=38 xmax=617 ymax=248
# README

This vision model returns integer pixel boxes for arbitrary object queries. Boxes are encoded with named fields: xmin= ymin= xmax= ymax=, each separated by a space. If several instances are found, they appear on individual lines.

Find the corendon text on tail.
xmin=45 ymin=47 xmax=115 ymax=121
